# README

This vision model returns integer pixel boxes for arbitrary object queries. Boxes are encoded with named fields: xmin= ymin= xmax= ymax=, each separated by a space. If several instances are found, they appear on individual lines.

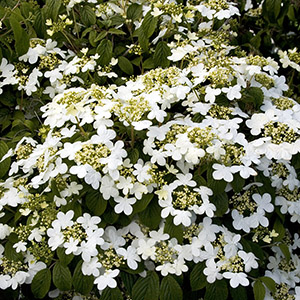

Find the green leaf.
xmin=127 ymin=3 xmax=143 ymax=21
xmin=205 ymin=279 xmax=228 ymax=300
xmin=31 ymin=268 xmax=51 ymax=299
xmin=97 ymin=39 xmax=113 ymax=66
xmin=108 ymin=28 xmax=126 ymax=35
xmin=210 ymin=193 xmax=228 ymax=217
xmin=128 ymin=148 xmax=139 ymax=164
xmin=4 ymin=240 xmax=23 ymax=261
xmin=136 ymin=27 xmax=148 ymax=52
xmin=86 ymin=189 xmax=107 ymax=216
xmin=272 ymin=218 xmax=285 ymax=242
xmin=120 ymin=272 xmax=137 ymax=295
xmin=133 ymin=194 xmax=153 ymax=214
xmin=132 ymin=271 xmax=159 ymax=300
xmin=73 ymin=261 xmax=94 ymax=295
xmin=53 ymin=262 xmax=72 ymax=291
xmin=259 ymin=276 xmax=276 ymax=294
xmin=287 ymin=5 xmax=296 ymax=21
xmin=154 ymin=41 xmax=171 ymax=68
xmin=139 ymin=197 xmax=161 ymax=229
xmin=118 ymin=56 xmax=134 ymax=75
xmin=9 ymin=16 xmax=29 ymax=56
xmin=190 ymin=262 xmax=207 ymax=291
xmin=164 ymin=216 xmax=183 ymax=244
xmin=141 ymin=12 xmax=157 ymax=38
xmin=279 ymin=243 xmax=291 ymax=262
xmin=57 ymin=247 xmax=73 ymax=266
xmin=231 ymin=174 xmax=245 ymax=193
xmin=242 ymin=87 xmax=264 ymax=109
xmin=0 ymin=141 xmax=11 ymax=179
xmin=160 ymin=275 xmax=183 ymax=300
xmin=253 ymin=280 xmax=265 ymax=300
xmin=43 ymin=0 xmax=62 ymax=21
xmin=230 ymin=286 xmax=248 ymax=300
xmin=101 ymin=287 xmax=123 ymax=300
xmin=143 ymin=57 xmax=155 ymax=69
xmin=81 ymin=5 xmax=96 ymax=26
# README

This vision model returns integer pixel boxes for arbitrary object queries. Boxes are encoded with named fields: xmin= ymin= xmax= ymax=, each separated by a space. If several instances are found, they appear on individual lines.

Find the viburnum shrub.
xmin=0 ymin=0 xmax=300 ymax=299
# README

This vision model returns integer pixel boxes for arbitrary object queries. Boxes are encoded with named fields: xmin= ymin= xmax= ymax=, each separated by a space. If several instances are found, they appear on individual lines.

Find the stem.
xmin=0 ymin=0 xmax=21 ymax=22
xmin=72 ymin=8 xmax=79 ymax=39
xmin=75 ymin=116 xmax=87 ymax=138
xmin=62 ymin=31 xmax=77 ymax=52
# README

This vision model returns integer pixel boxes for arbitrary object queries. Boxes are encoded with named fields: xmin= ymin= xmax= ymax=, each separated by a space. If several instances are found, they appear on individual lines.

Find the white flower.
xmin=252 ymin=193 xmax=274 ymax=214
xmin=205 ymin=86 xmax=221 ymax=103
xmin=136 ymin=239 xmax=156 ymax=260
xmin=223 ymin=272 xmax=249 ymax=288
xmin=28 ymin=228 xmax=45 ymax=242
xmin=133 ymin=159 xmax=151 ymax=182
xmin=212 ymin=164 xmax=234 ymax=182
xmin=117 ymin=246 xmax=141 ymax=270
xmin=114 ymin=196 xmax=136 ymax=215
xmin=94 ymin=269 xmax=119 ymax=291
xmin=238 ymin=251 xmax=258 ymax=272
xmin=82 ymin=256 xmax=102 ymax=276
xmin=204 ymin=259 xmax=222 ymax=283
xmin=77 ymin=213 xmax=100 ymax=230
xmin=13 ymin=241 xmax=27 ymax=253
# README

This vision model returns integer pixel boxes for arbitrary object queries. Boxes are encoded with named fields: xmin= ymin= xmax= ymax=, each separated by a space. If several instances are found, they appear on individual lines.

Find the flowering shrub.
xmin=0 ymin=0 xmax=300 ymax=299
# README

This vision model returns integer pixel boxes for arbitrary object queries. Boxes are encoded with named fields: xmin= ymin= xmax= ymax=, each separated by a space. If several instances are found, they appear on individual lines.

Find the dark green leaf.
xmin=81 ymin=5 xmax=96 ymax=26
xmin=118 ymin=56 xmax=134 ymax=75
xmin=143 ymin=57 xmax=155 ymax=69
xmin=279 ymin=243 xmax=291 ymax=262
xmin=43 ymin=0 xmax=62 ymax=21
xmin=128 ymin=148 xmax=139 ymax=164
xmin=108 ymin=28 xmax=126 ymax=35
xmin=127 ymin=3 xmax=143 ymax=21
xmin=210 ymin=193 xmax=228 ymax=217
xmin=4 ymin=240 xmax=23 ymax=261
xmin=154 ymin=41 xmax=171 ymax=68
xmin=242 ymin=87 xmax=264 ymax=109
xmin=57 ymin=247 xmax=73 ymax=266
xmin=139 ymin=197 xmax=161 ymax=229
xmin=132 ymin=271 xmax=159 ymax=300
xmin=97 ymin=39 xmax=113 ymax=66
xmin=53 ymin=262 xmax=72 ymax=291
xmin=230 ymin=286 xmax=248 ymax=300
xmin=231 ymin=174 xmax=245 ymax=193
xmin=31 ymin=268 xmax=51 ymax=299
xmin=73 ymin=261 xmax=94 ymax=295
xmin=205 ymin=279 xmax=228 ymax=300
xmin=160 ymin=275 xmax=183 ymax=300
xmin=133 ymin=194 xmax=153 ymax=214
xmin=120 ymin=272 xmax=137 ymax=295
xmin=9 ymin=16 xmax=29 ymax=56
xmin=136 ymin=27 xmax=148 ymax=52
xmin=86 ymin=189 xmax=107 ymax=216
xmin=0 ymin=141 xmax=11 ymax=179
xmin=101 ymin=287 xmax=123 ymax=300
xmin=259 ymin=276 xmax=276 ymax=294
xmin=272 ymin=218 xmax=285 ymax=242
xmin=253 ymin=280 xmax=265 ymax=300
xmin=164 ymin=216 xmax=183 ymax=244
xmin=141 ymin=12 xmax=157 ymax=38
xmin=190 ymin=262 xmax=207 ymax=291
